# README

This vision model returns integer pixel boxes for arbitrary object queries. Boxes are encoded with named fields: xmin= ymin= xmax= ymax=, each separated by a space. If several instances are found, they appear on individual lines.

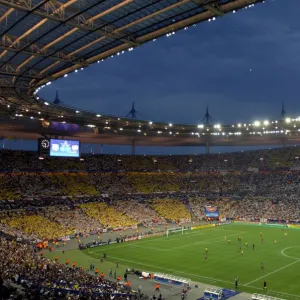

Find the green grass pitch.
xmin=46 ymin=225 xmax=300 ymax=299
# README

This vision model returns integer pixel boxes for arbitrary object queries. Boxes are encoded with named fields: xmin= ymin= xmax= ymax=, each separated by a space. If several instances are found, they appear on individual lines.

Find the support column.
xmin=282 ymin=136 xmax=286 ymax=149
xmin=205 ymin=140 xmax=210 ymax=155
xmin=131 ymin=139 xmax=136 ymax=155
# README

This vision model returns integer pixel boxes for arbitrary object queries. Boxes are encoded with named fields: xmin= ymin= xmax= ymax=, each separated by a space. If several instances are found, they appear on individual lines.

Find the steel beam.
xmin=0 ymin=0 xmax=138 ymax=47
xmin=0 ymin=34 xmax=76 ymax=62
xmin=192 ymin=0 xmax=224 ymax=16
xmin=0 ymin=78 xmax=30 ymax=89
xmin=0 ymin=62 xmax=41 ymax=79
xmin=14 ymin=0 xmax=134 ymax=73
xmin=0 ymin=7 xmax=14 ymax=24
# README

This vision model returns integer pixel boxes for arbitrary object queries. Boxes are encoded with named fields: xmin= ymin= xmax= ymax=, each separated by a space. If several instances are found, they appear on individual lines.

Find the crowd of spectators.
xmin=1 ymin=214 xmax=72 ymax=241
xmin=0 ymin=237 xmax=148 ymax=299
xmin=41 ymin=206 xmax=103 ymax=235
xmin=1 ymin=147 xmax=300 ymax=172
xmin=79 ymin=202 xmax=138 ymax=229
xmin=112 ymin=200 xmax=165 ymax=227
xmin=0 ymin=148 xmax=300 ymax=240
xmin=150 ymin=199 xmax=191 ymax=223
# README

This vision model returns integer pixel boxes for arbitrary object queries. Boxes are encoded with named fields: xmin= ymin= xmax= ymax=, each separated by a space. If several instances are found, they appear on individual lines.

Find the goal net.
xmin=166 ymin=227 xmax=184 ymax=238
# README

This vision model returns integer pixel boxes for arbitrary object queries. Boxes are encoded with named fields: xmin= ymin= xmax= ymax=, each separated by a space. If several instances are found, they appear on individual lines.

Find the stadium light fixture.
xmin=263 ymin=120 xmax=269 ymax=125
xmin=197 ymin=124 xmax=204 ymax=128
xmin=254 ymin=121 xmax=260 ymax=127
xmin=238 ymin=124 xmax=241 ymax=127
xmin=214 ymin=124 xmax=221 ymax=129
xmin=286 ymin=117 xmax=291 ymax=123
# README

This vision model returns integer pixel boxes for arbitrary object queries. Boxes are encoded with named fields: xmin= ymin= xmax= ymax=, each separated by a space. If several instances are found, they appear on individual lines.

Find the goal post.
xmin=166 ymin=227 xmax=184 ymax=238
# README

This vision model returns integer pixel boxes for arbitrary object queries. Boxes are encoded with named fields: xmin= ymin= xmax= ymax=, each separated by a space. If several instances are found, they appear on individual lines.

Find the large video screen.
xmin=50 ymin=139 xmax=80 ymax=158
xmin=204 ymin=205 xmax=219 ymax=218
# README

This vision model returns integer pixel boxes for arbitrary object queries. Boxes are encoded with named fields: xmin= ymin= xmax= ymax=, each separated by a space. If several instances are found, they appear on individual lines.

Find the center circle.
xmin=281 ymin=246 xmax=300 ymax=260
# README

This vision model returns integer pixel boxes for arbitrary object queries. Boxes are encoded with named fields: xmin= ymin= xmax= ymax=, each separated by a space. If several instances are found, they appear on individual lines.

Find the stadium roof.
xmin=2 ymin=0 xmax=289 ymax=148
xmin=0 ymin=0 xmax=266 ymax=92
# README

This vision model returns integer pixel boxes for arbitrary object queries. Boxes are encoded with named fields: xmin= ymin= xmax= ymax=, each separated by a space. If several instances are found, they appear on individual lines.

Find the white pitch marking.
xmin=245 ymin=259 xmax=300 ymax=286
xmin=281 ymin=246 xmax=300 ymax=260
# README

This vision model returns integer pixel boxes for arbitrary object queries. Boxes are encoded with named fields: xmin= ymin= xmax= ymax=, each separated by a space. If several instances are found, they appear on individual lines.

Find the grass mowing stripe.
xmin=245 ymin=259 xmax=300 ymax=286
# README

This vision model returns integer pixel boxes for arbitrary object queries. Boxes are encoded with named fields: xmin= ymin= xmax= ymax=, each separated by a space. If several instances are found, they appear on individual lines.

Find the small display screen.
xmin=50 ymin=139 xmax=80 ymax=157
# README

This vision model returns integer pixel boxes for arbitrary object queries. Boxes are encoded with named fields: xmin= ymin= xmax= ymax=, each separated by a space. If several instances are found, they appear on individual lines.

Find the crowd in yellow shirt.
xmin=3 ymin=215 xmax=72 ymax=240
xmin=151 ymin=199 xmax=191 ymax=222
xmin=79 ymin=202 xmax=138 ymax=229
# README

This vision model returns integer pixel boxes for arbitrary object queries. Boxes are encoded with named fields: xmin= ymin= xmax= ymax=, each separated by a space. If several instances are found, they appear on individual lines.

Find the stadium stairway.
xmin=228 ymin=206 xmax=236 ymax=219
xmin=185 ymin=201 xmax=198 ymax=221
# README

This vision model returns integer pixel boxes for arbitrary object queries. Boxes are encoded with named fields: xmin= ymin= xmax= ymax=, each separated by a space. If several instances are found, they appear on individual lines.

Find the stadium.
xmin=0 ymin=0 xmax=300 ymax=300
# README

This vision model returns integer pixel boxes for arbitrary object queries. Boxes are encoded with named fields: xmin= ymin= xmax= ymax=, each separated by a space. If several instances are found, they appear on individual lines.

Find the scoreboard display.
xmin=50 ymin=139 xmax=80 ymax=158
xmin=38 ymin=138 xmax=80 ymax=158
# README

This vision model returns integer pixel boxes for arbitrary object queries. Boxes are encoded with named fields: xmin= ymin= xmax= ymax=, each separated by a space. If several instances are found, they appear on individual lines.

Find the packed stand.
xmin=112 ymin=200 xmax=165 ymax=227
xmin=0 ymin=237 xmax=145 ymax=299
xmin=150 ymin=199 xmax=191 ymax=223
xmin=79 ymin=202 xmax=138 ymax=229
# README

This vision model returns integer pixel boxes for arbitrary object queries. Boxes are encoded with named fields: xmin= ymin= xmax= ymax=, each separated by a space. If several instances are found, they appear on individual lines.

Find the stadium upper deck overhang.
xmin=1 ymin=111 xmax=300 ymax=147
xmin=0 ymin=0 xmax=266 ymax=92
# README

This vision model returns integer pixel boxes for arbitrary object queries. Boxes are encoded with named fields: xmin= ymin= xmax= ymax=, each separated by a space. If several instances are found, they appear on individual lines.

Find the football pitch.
xmin=47 ymin=224 xmax=300 ymax=299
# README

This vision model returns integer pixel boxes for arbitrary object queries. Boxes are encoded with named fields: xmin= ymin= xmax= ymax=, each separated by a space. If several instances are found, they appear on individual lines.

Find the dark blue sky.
xmin=35 ymin=0 xmax=300 ymax=154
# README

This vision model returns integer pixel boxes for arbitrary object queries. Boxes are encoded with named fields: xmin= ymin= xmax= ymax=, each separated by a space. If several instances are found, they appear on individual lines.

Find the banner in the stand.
xmin=204 ymin=205 xmax=219 ymax=217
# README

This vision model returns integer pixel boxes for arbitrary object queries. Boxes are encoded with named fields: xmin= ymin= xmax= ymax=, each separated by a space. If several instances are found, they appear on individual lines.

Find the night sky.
xmin=37 ymin=0 xmax=300 ymax=154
